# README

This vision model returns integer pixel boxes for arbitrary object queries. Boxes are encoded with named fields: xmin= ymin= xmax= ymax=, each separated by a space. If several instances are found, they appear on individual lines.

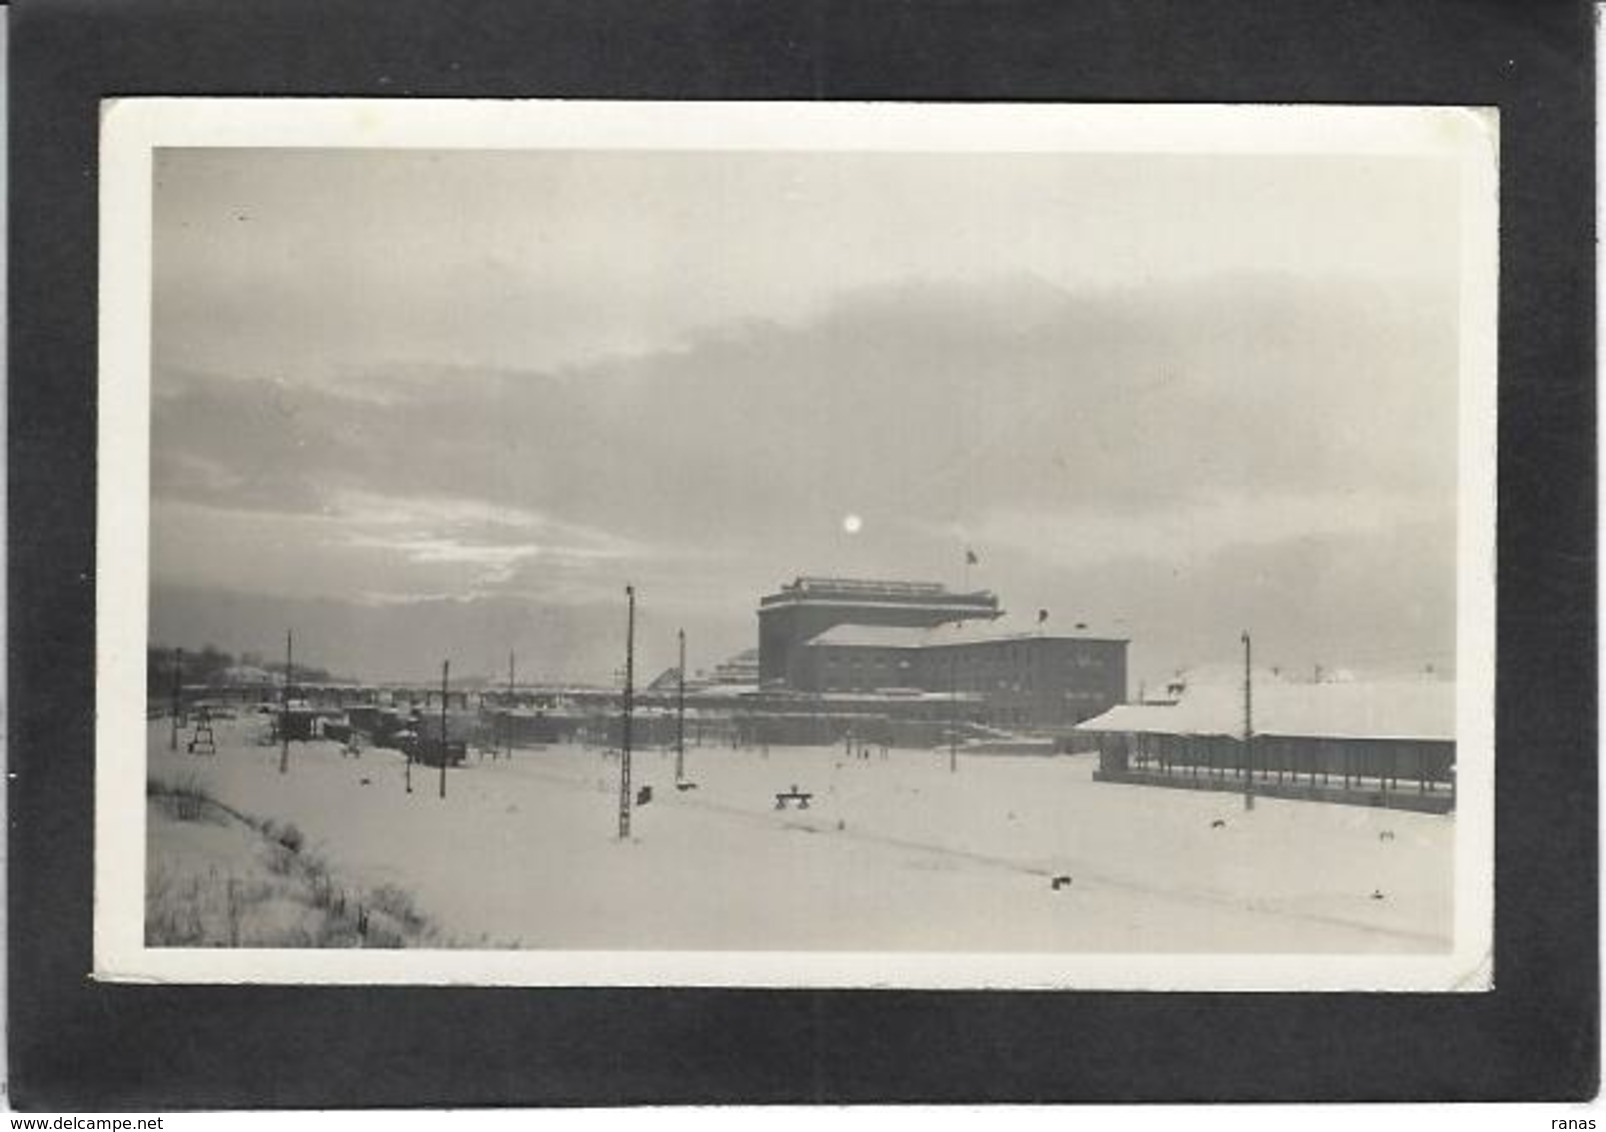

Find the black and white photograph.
xmin=93 ymin=99 xmax=1497 ymax=989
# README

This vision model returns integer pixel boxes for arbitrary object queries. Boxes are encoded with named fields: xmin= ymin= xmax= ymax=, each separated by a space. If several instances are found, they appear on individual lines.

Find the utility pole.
xmin=618 ymin=585 xmax=635 ymax=840
xmin=1242 ymin=631 xmax=1254 ymax=811
xmin=169 ymin=646 xmax=184 ymax=751
xmin=279 ymin=630 xmax=292 ymax=775
xmin=506 ymin=650 xmax=515 ymax=761
xmin=439 ymin=660 xmax=449 ymax=799
xmin=675 ymin=628 xmax=686 ymax=784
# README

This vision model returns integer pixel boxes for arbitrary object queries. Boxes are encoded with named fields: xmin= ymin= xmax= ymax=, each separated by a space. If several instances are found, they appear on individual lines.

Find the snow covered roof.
xmin=805 ymin=614 xmax=1123 ymax=650
xmin=1078 ymin=702 xmax=1177 ymax=733
xmin=1076 ymin=680 xmax=1455 ymax=743
xmin=689 ymin=683 xmax=766 ymax=699
xmin=922 ymin=614 xmax=1122 ymax=647
xmin=806 ymin=624 xmax=932 ymax=648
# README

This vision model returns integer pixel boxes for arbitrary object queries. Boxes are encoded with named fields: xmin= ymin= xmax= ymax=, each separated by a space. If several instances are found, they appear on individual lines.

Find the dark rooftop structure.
xmin=758 ymin=576 xmax=1000 ymax=687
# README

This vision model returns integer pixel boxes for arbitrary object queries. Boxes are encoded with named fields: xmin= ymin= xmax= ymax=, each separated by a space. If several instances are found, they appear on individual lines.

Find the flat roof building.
xmin=757 ymin=576 xmax=999 ymax=688
xmin=1076 ymin=678 xmax=1455 ymax=811
xmin=756 ymin=576 xmax=1127 ymax=733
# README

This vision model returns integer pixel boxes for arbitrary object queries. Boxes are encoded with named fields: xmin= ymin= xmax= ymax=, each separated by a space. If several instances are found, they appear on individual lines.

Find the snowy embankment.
xmin=146 ymin=718 xmax=1454 ymax=953
xmin=146 ymin=767 xmax=446 ymax=947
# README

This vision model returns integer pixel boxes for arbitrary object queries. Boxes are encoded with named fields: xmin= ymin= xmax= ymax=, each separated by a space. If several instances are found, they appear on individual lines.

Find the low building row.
xmin=1075 ymin=677 xmax=1456 ymax=813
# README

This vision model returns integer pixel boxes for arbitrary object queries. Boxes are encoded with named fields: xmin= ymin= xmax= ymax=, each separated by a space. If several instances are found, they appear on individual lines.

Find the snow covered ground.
xmin=146 ymin=718 xmax=1453 ymax=953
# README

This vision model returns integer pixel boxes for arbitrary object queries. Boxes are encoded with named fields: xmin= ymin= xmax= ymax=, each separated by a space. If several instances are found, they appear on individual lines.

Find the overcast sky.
xmin=150 ymin=146 xmax=1463 ymax=687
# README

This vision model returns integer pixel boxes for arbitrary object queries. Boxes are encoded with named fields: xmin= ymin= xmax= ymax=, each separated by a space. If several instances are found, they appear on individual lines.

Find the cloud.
xmin=151 ymin=486 xmax=656 ymax=613
xmin=148 ymin=269 xmax=1459 ymax=682
xmin=152 ymin=268 xmax=1456 ymax=529
xmin=144 ymin=143 xmax=1466 ymax=684
xmin=152 ymin=148 xmax=1462 ymax=383
xmin=944 ymin=488 xmax=1447 ymax=573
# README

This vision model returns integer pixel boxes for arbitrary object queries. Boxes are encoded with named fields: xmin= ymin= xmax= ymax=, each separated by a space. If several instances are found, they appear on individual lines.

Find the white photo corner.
xmin=94 ymin=99 xmax=1496 ymax=990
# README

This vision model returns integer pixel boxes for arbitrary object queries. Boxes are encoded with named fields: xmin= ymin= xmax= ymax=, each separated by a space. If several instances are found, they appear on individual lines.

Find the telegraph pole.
xmin=169 ymin=646 xmax=184 ymax=751
xmin=439 ymin=660 xmax=450 ymax=799
xmin=618 ymin=586 xmax=636 ymax=840
xmin=506 ymin=650 xmax=515 ymax=760
xmin=675 ymin=629 xmax=687 ymax=784
xmin=1242 ymin=631 xmax=1254 ymax=811
xmin=279 ymin=630 xmax=292 ymax=775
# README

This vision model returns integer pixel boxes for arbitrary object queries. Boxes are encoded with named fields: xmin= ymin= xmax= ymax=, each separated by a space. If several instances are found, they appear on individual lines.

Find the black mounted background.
xmin=8 ymin=0 xmax=1597 ymax=1110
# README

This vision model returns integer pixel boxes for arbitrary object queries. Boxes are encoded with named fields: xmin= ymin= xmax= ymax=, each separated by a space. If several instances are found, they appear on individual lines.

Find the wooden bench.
xmin=774 ymin=788 xmax=813 ymax=810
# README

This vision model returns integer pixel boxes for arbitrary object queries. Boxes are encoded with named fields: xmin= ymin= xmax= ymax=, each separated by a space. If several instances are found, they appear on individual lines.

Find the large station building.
xmin=756 ymin=576 xmax=1128 ymax=732
xmin=758 ymin=576 xmax=1000 ymax=686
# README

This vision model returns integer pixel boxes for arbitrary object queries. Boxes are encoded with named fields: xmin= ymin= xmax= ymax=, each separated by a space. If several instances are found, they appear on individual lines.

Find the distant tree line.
xmin=147 ymin=643 xmax=342 ymax=697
